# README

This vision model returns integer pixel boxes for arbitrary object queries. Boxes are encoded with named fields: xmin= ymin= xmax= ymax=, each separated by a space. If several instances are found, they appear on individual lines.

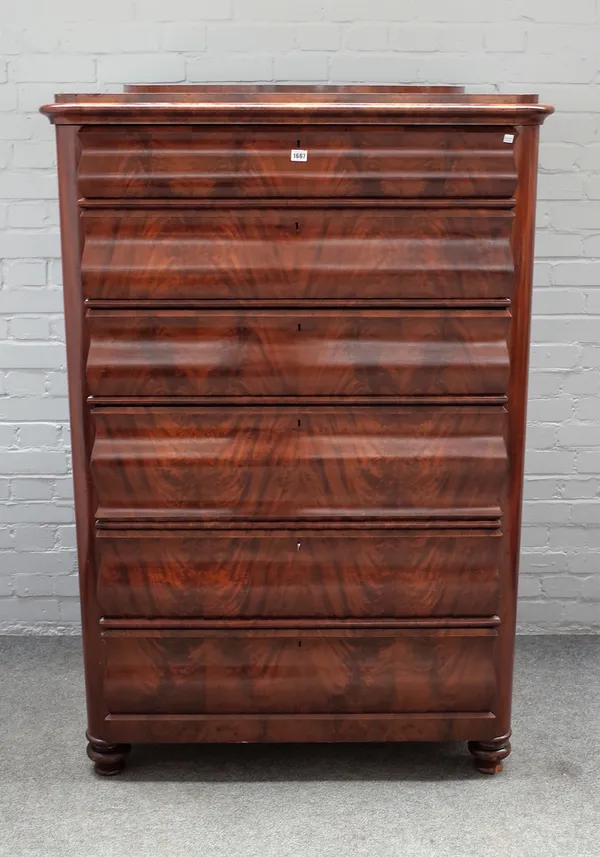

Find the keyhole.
xmin=298 ymin=323 xmax=302 ymax=332
xmin=295 ymin=221 xmax=299 ymax=233
xmin=298 ymin=640 xmax=302 ymax=648
xmin=297 ymin=419 xmax=301 ymax=427
xmin=297 ymin=542 xmax=301 ymax=551
xmin=297 ymin=139 xmax=300 ymax=147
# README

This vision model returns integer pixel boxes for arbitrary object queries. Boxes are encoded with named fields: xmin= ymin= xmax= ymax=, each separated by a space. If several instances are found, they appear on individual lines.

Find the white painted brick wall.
xmin=1 ymin=0 xmax=599 ymax=634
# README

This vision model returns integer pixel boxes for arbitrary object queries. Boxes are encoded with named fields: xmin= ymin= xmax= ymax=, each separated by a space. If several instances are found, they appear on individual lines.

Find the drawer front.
xmin=96 ymin=529 xmax=502 ymax=619
xmin=91 ymin=407 xmax=507 ymax=522
xmin=81 ymin=209 xmax=515 ymax=303
xmin=78 ymin=125 xmax=517 ymax=200
xmin=87 ymin=309 xmax=511 ymax=399
xmin=102 ymin=629 xmax=498 ymax=714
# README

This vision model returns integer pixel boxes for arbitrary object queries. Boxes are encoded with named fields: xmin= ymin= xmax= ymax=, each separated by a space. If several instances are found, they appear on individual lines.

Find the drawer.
xmin=87 ymin=309 xmax=510 ymax=399
xmin=102 ymin=628 xmax=498 ymax=714
xmin=78 ymin=125 xmax=517 ymax=199
xmin=81 ymin=209 xmax=515 ymax=303
xmin=90 ymin=407 xmax=507 ymax=522
xmin=96 ymin=528 xmax=502 ymax=619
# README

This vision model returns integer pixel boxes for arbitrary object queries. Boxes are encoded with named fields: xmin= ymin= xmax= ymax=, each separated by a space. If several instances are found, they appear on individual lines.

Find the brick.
xmin=19 ymin=424 xmax=61 ymax=449
xmin=549 ymin=527 xmax=595 ymax=550
xmin=516 ymin=600 xmax=563 ymax=626
xmin=57 ymin=525 xmax=77 ymax=549
xmin=0 ymin=231 xmax=60 ymax=257
xmin=529 ymin=344 xmax=581 ymax=370
xmin=0 ymin=115 xmax=32 ymax=140
xmin=520 ymin=551 xmax=567 ymax=574
xmin=525 ymin=424 xmax=557 ymax=450
xmin=541 ymin=576 xmax=582 ymax=599
xmin=0 ymin=399 xmax=69 ymax=422
xmin=562 ymin=602 xmax=600 ymax=628
xmin=0 ymin=503 xmax=74 ymax=524
xmin=12 ymin=143 xmax=56 ymax=170
xmin=571 ymin=503 xmax=600 ymax=524
xmin=296 ymin=25 xmax=341 ymax=50
xmin=528 ymin=371 xmax=565 ymax=397
xmin=0 ymin=452 xmax=66 ymax=476
xmin=7 ymin=202 xmax=47 ymax=228
xmin=558 ymin=424 xmax=600 ymax=448
xmin=562 ymin=372 xmax=600 ymax=396
xmin=484 ymin=25 xmax=526 ymax=52
xmin=3 ymin=261 xmax=47 ymax=287
xmin=343 ymin=25 xmax=389 ymax=50
xmin=4 ymin=371 xmax=46 ymax=397
xmin=568 ymin=553 xmax=600 ymax=574
xmin=98 ymin=55 xmax=185 ymax=84
xmin=435 ymin=26 xmax=483 ymax=52
xmin=525 ymin=450 xmax=576 ymax=475
xmin=551 ymin=203 xmax=600 ymax=232
xmin=581 ymin=346 xmax=600 ymax=369
xmin=1 ymin=344 xmax=65 ymax=369
xmin=187 ymin=55 xmax=273 ymax=82
xmin=329 ymin=54 xmax=419 ymax=83
xmin=0 ymin=83 xmax=18 ymax=111
xmin=135 ymin=0 xmax=231 ymax=19
xmin=523 ymin=479 xmax=561 ymax=500
xmin=274 ymin=53 xmax=329 ymax=81
xmin=162 ymin=24 xmax=207 ymax=53
xmin=522 ymin=502 xmax=569 ymax=525
xmin=13 ymin=525 xmax=55 ymax=552
xmin=538 ymin=173 xmax=584 ymax=201
xmin=534 ymin=232 xmax=583 ymax=259
xmin=53 ymin=575 xmax=80 ymax=598
xmin=526 ymin=399 xmax=574 ymax=422
xmin=581 ymin=577 xmax=600 ymax=600
xmin=531 ymin=289 xmax=586 ymax=314
xmin=538 ymin=144 xmax=580 ymax=172
xmin=561 ymin=479 xmax=599 ymax=500
xmin=209 ymin=25 xmax=294 ymax=52
xmin=0 ymin=425 xmax=16 ymax=448
xmin=10 ymin=317 xmax=51 ymax=340
xmin=552 ymin=262 xmax=600 ymax=287
xmin=518 ymin=577 xmax=542 ymax=598
xmin=236 ymin=0 xmax=323 ymax=19
xmin=10 ymin=55 xmax=96 ymax=83
xmin=389 ymin=26 xmax=437 ymax=52
xmin=2 ymin=552 xmax=76 ymax=576
xmin=11 ymin=479 xmax=54 ymax=501
xmin=58 ymin=599 xmax=82 ymax=623
xmin=60 ymin=23 xmax=163 ymax=53
xmin=0 ymin=479 xmax=9 ymax=501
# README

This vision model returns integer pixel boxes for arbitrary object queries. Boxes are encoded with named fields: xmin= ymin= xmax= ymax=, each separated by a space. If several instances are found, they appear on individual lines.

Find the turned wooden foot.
xmin=468 ymin=732 xmax=511 ymax=775
xmin=86 ymin=731 xmax=131 ymax=776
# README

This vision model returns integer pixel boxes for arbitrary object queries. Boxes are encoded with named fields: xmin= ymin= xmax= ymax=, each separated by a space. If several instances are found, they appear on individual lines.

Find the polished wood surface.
xmin=81 ymin=208 xmax=515 ymax=303
xmin=95 ymin=528 xmax=502 ymax=619
xmin=43 ymin=85 xmax=552 ymax=775
xmin=102 ymin=628 xmax=498 ymax=715
xmin=86 ymin=309 xmax=510 ymax=399
xmin=90 ymin=407 xmax=507 ymax=522
xmin=78 ymin=126 xmax=517 ymax=199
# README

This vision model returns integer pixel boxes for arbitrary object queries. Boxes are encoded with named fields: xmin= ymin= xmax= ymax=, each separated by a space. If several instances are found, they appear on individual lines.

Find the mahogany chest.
xmin=41 ymin=85 xmax=552 ymax=776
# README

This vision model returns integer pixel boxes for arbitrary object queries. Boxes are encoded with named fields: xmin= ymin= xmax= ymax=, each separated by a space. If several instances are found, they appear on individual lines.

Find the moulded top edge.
xmin=40 ymin=97 xmax=554 ymax=126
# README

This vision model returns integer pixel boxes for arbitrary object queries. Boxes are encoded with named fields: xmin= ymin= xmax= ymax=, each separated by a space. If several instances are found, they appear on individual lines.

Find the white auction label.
xmin=290 ymin=149 xmax=308 ymax=162
xmin=503 ymin=134 xmax=515 ymax=144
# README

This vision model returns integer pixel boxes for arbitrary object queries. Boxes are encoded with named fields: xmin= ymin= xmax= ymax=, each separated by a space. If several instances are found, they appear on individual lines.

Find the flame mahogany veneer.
xmin=41 ymin=85 xmax=552 ymax=777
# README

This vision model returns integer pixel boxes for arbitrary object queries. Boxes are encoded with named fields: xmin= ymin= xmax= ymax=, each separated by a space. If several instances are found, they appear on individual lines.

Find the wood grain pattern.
xmin=95 ymin=528 xmax=502 ymax=619
xmin=102 ymin=628 xmax=498 ymax=715
xmin=78 ymin=125 xmax=517 ymax=199
xmin=90 ymin=406 xmax=507 ymax=522
xmin=81 ymin=209 xmax=515 ymax=303
xmin=42 ymin=85 xmax=552 ymax=772
xmin=86 ymin=309 xmax=511 ymax=399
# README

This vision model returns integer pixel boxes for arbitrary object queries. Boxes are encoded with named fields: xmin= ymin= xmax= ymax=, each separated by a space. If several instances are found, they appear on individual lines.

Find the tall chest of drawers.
xmin=42 ymin=85 xmax=552 ymax=776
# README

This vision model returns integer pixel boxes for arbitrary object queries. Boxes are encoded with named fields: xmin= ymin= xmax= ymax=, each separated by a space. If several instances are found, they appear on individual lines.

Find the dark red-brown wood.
xmin=90 ymin=406 xmax=507 ymax=522
xmin=95 ymin=528 xmax=502 ymax=619
xmin=101 ymin=628 xmax=498 ymax=715
xmin=81 ymin=208 xmax=515 ymax=303
xmin=86 ymin=309 xmax=511 ymax=399
xmin=42 ymin=85 xmax=552 ymax=776
xmin=77 ymin=125 xmax=518 ymax=200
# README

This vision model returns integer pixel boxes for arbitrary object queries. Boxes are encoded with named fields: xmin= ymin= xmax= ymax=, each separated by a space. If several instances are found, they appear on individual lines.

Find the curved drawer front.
xmin=96 ymin=529 xmax=502 ymax=619
xmin=78 ymin=125 xmax=517 ymax=199
xmin=81 ymin=209 xmax=515 ymax=303
xmin=90 ymin=407 xmax=507 ymax=522
xmin=102 ymin=628 xmax=498 ymax=715
xmin=87 ymin=309 xmax=511 ymax=399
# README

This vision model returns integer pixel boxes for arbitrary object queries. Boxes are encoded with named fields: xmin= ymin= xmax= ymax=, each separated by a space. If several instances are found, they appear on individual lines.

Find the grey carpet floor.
xmin=0 ymin=636 xmax=599 ymax=857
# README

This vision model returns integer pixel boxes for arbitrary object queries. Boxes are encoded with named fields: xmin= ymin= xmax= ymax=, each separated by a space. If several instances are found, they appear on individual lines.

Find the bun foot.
xmin=86 ymin=731 xmax=131 ymax=776
xmin=468 ymin=733 xmax=511 ymax=775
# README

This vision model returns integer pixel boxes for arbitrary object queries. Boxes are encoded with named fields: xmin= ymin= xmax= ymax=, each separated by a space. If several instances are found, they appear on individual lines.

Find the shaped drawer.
xmin=87 ymin=309 xmax=510 ymax=399
xmin=81 ymin=209 xmax=515 ymax=303
xmin=96 ymin=528 xmax=502 ymax=619
xmin=78 ymin=125 xmax=517 ymax=200
xmin=102 ymin=628 xmax=498 ymax=715
xmin=90 ymin=406 xmax=507 ymax=523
